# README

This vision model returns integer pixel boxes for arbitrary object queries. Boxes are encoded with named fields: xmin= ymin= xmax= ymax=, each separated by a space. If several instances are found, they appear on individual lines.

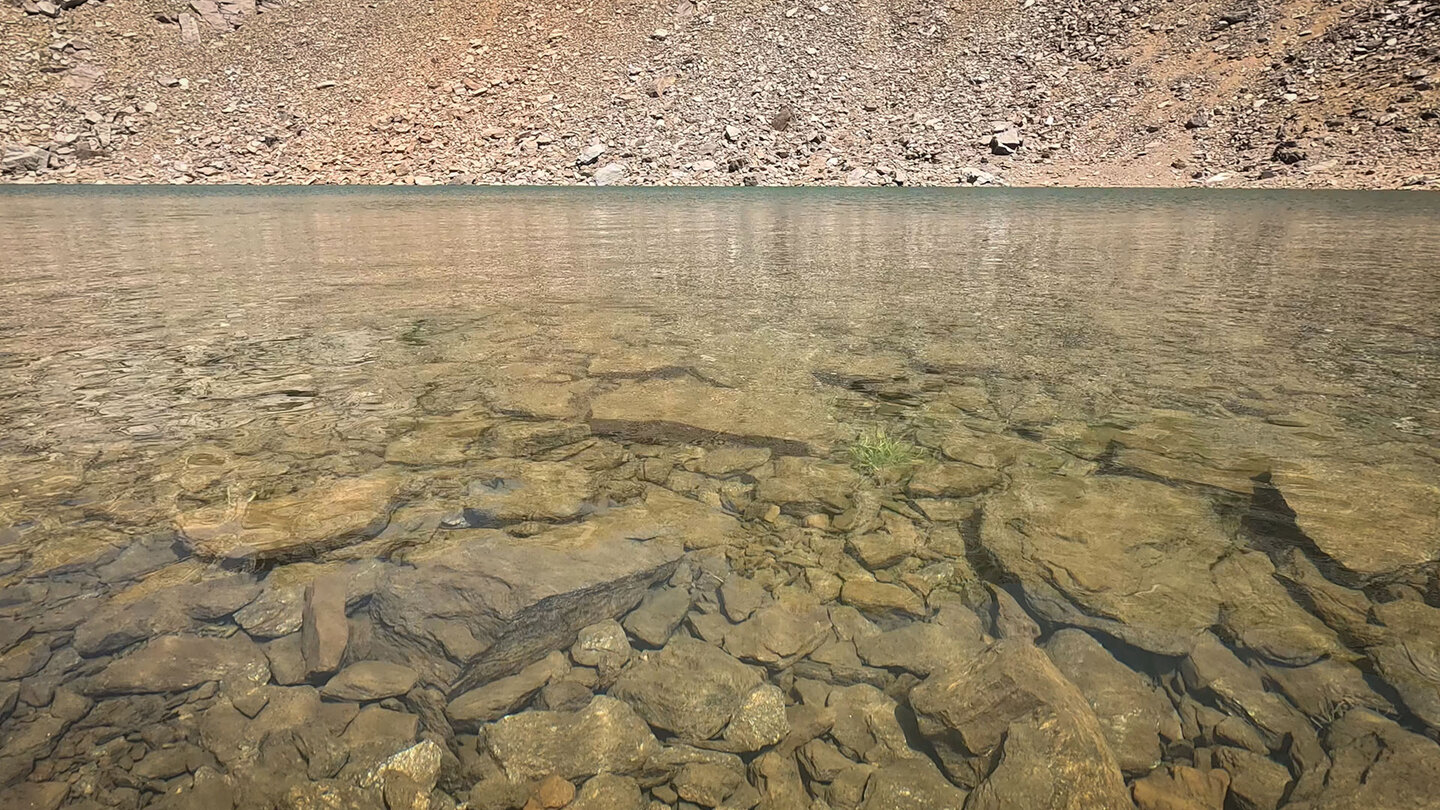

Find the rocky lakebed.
xmin=1 ymin=190 xmax=1439 ymax=810
xmin=2 ymin=325 xmax=1439 ymax=810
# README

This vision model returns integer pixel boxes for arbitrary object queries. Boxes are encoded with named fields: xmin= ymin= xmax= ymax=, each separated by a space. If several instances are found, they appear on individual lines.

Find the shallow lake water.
xmin=1 ymin=188 xmax=1438 ymax=809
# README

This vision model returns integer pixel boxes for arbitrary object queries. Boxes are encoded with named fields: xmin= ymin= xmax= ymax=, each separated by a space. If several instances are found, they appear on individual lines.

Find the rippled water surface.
xmin=1 ymin=188 xmax=1439 ymax=809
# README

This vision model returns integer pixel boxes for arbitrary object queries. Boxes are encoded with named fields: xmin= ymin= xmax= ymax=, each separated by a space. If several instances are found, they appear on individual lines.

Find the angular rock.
xmin=0 ymin=637 xmax=51 ymax=681
xmin=0 ymin=782 xmax=68 ymax=810
xmin=862 ymin=757 xmax=969 ymax=810
xmin=910 ymin=638 xmax=1131 ymax=806
xmin=576 ymin=144 xmax=606 ymax=165
xmin=721 ymin=684 xmax=788 ymax=751
xmin=88 ymin=635 xmax=269 ymax=695
xmin=1044 ymin=628 xmax=1182 ymax=775
xmin=839 ymin=580 xmax=926 ymax=617
xmin=1213 ymin=746 xmax=1290 ymax=810
xmin=1257 ymin=657 xmax=1389 ymax=726
xmin=320 ymin=662 xmax=419 ymax=701
xmin=826 ymin=684 xmax=914 ymax=765
xmin=855 ymin=608 xmax=991 ymax=676
xmin=1 ymin=145 xmax=50 ymax=175
xmin=593 ymin=162 xmax=627 ymax=186
xmin=1211 ymin=551 xmax=1346 ymax=665
xmin=570 ymin=619 xmax=631 ymax=670
xmin=847 ymin=526 xmax=920 ymax=570
xmin=906 ymin=462 xmax=1002 ymax=499
xmin=265 ymin=634 xmax=308 ymax=685
xmin=610 ymin=639 xmax=761 ymax=742
xmin=483 ymin=695 xmax=659 ymax=782
xmin=176 ymin=473 xmax=401 ymax=562
xmin=722 ymin=587 xmax=831 ymax=665
xmin=1181 ymin=633 xmax=1308 ymax=747
xmin=674 ymin=761 xmax=742 ymax=806
xmin=988 ymin=585 xmax=1040 ymax=641
xmin=755 ymin=457 xmax=860 ymax=514
xmin=1363 ymin=599 xmax=1440 ymax=732
xmin=570 ymin=773 xmax=644 ymax=810
xmin=302 ymin=574 xmax=348 ymax=678
xmin=538 ymin=679 xmax=593 ymax=712
xmin=622 ymin=586 xmax=691 ymax=647
xmin=447 ymin=651 xmax=568 ymax=726
xmin=1131 ymin=765 xmax=1230 ymax=810
xmin=718 ymin=576 xmax=768 ymax=622
xmin=750 ymin=750 xmax=808 ymax=808
xmin=1300 ymin=709 xmax=1440 ymax=809
xmin=96 ymin=537 xmax=184 ymax=583
xmin=73 ymin=575 xmax=263 ymax=656
xmin=0 ymin=682 xmax=18 ymax=722
xmin=234 ymin=561 xmax=379 ymax=639
xmin=692 ymin=446 xmax=771 ymax=477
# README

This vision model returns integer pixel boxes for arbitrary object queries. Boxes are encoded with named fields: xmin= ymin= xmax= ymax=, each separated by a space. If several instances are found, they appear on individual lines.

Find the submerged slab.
xmin=588 ymin=377 xmax=838 ymax=454
xmin=1272 ymin=459 xmax=1440 ymax=580
xmin=371 ymin=501 xmax=705 ymax=692
xmin=176 ymin=473 xmax=403 ymax=562
xmin=980 ymin=474 xmax=1346 ymax=662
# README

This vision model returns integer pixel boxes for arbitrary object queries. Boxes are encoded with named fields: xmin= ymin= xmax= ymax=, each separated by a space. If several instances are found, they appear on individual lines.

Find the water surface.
xmin=1 ymin=188 xmax=1438 ymax=808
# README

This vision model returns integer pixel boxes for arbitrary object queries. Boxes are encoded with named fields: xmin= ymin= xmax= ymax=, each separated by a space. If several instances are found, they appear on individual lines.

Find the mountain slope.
xmin=1 ymin=0 xmax=1436 ymax=186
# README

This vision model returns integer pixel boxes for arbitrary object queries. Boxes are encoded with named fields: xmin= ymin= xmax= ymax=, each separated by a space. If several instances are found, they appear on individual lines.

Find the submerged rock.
xmin=371 ymin=502 xmax=686 ymax=689
xmin=590 ymin=377 xmax=838 ymax=454
xmin=1298 ymin=709 xmax=1440 ymax=809
xmin=1044 ymin=628 xmax=1182 ymax=775
xmin=1362 ymin=599 xmax=1440 ymax=732
xmin=446 ymin=651 xmax=568 ymax=726
xmin=863 ymin=757 xmax=970 ymax=809
xmin=755 ymin=456 xmax=861 ymax=515
xmin=302 ymin=573 xmax=348 ymax=678
xmin=622 ymin=586 xmax=691 ymax=648
xmin=320 ymin=662 xmax=419 ymax=701
xmin=1131 ymin=765 xmax=1230 ymax=810
xmin=88 ymin=634 xmax=270 ymax=695
xmin=981 ymin=474 xmax=1342 ymax=661
xmin=906 ymin=461 xmax=1003 ymax=498
xmin=483 ymin=695 xmax=659 ymax=782
xmin=176 ymin=473 xmax=402 ymax=562
xmin=464 ymin=458 xmax=598 ymax=523
xmin=722 ymin=587 xmax=832 ymax=665
xmin=910 ymin=638 xmax=1131 ymax=807
xmin=610 ymin=638 xmax=762 ymax=742
xmin=1271 ymin=459 xmax=1440 ymax=580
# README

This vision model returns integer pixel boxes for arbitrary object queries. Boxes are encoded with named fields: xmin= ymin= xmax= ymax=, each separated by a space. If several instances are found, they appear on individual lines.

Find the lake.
xmin=1 ymin=188 xmax=1439 ymax=809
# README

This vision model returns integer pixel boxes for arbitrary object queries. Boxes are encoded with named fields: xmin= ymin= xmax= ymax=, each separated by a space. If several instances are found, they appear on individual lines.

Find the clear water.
xmin=1 ymin=188 xmax=1439 ymax=808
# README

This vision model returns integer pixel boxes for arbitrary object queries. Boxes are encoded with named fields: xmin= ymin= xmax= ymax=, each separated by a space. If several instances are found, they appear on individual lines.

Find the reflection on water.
xmin=0 ymin=188 xmax=1438 ymax=809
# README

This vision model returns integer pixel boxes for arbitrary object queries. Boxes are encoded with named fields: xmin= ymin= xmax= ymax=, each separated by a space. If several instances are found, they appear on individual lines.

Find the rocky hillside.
xmin=1 ymin=0 xmax=1437 ymax=186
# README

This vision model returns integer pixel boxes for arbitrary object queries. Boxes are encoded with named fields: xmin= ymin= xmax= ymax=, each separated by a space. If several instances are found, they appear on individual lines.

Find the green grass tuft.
xmin=848 ymin=426 xmax=919 ymax=474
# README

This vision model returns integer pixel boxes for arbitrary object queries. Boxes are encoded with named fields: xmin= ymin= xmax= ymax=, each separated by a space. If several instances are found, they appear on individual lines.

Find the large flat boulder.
xmin=463 ymin=459 xmax=599 ymax=522
xmin=176 ymin=473 xmax=402 ymax=562
xmin=980 ymin=474 xmax=1345 ymax=661
xmin=1271 ymin=459 xmax=1440 ymax=580
xmin=1362 ymin=600 xmax=1440 ymax=732
xmin=909 ymin=638 xmax=1131 ymax=809
xmin=370 ymin=503 xmax=688 ymax=692
xmin=589 ymin=377 xmax=838 ymax=454
xmin=1298 ymin=709 xmax=1440 ymax=810
xmin=1043 ymin=628 xmax=1182 ymax=776
xmin=87 ymin=635 xmax=270 ymax=695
